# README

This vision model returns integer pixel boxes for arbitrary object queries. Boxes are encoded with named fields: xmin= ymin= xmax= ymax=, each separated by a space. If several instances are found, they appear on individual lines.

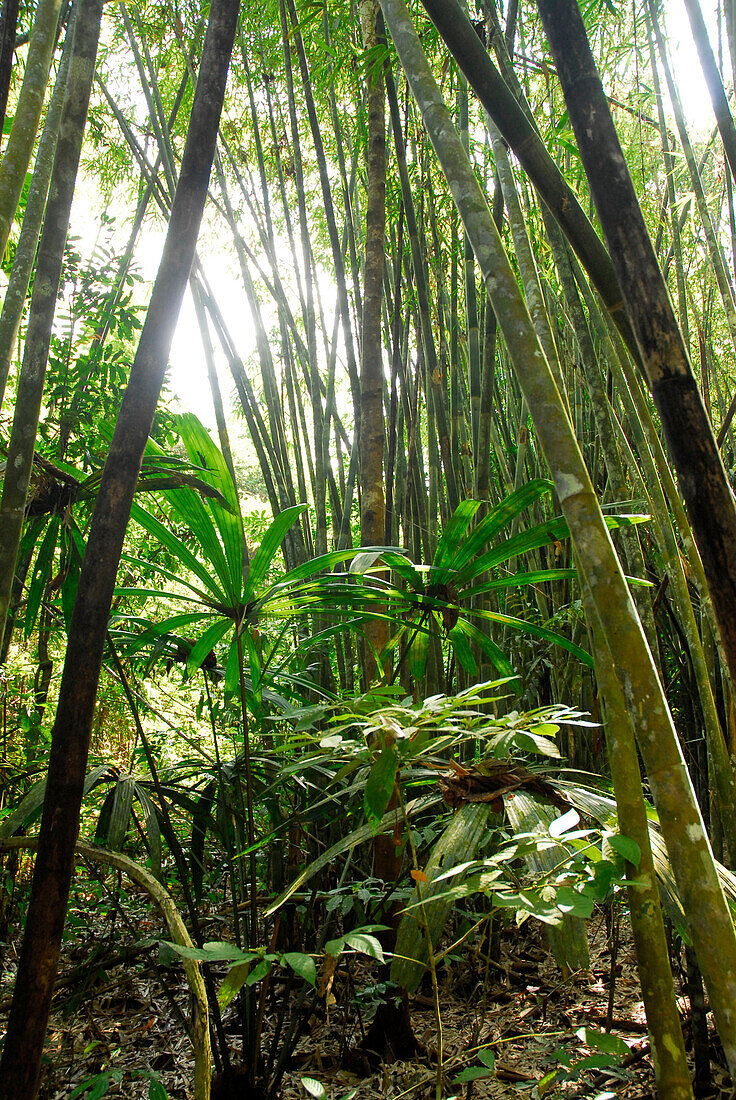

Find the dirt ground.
xmin=1 ymin=875 xmax=733 ymax=1100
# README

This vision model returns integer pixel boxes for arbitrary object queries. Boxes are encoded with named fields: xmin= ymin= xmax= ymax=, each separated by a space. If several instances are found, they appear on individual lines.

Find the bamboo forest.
xmin=6 ymin=0 xmax=736 ymax=1096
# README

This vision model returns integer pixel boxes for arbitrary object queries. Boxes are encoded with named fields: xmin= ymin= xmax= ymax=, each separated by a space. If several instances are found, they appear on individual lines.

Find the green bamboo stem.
xmin=378 ymin=0 xmax=736 ymax=1076
xmin=0 ymin=2 xmax=101 ymax=656
xmin=488 ymin=118 xmax=566 ymax=403
xmin=542 ymin=212 xmax=658 ymax=656
xmin=0 ymin=19 xmax=70 ymax=409
xmin=581 ymin=586 xmax=692 ymax=1099
xmin=0 ymin=0 xmax=62 ymax=258
xmin=647 ymin=4 xmax=736 ymax=361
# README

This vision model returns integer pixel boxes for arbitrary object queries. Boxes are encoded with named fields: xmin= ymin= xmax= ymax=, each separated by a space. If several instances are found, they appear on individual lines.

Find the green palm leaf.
xmin=129 ymin=501 xmax=229 ymax=604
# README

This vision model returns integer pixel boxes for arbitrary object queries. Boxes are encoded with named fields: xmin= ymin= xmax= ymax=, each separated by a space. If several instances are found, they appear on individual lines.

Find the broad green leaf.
xmin=455 ymin=619 xmax=517 ymax=681
xmin=450 ymin=479 xmax=553 ymax=573
xmin=472 ymin=607 xmax=593 ymax=667
xmin=281 ymin=545 xmax=404 ymax=584
xmin=107 ymin=775 xmax=135 ymax=850
xmin=135 ymin=785 xmax=163 ymax=881
xmin=432 ymin=498 xmax=481 ymax=576
xmin=161 ymin=940 xmax=253 ymax=963
xmin=447 ymin=622 xmax=477 ymax=676
xmin=130 ymin=502 xmax=228 ymax=603
xmin=343 ymin=932 xmax=385 ymax=962
xmin=283 ymin=952 xmax=317 ymax=985
xmin=607 ymin=834 xmax=641 ymax=866
xmin=364 ymin=744 xmax=398 ymax=829
xmin=538 ymin=1068 xmax=561 ymax=1095
xmin=455 ymin=511 xmax=648 ymax=587
xmin=350 ymin=549 xmax=392 ymax=573
xmin=165 ymin=484 xmax=233 ymax=597
xmin=376 ymin=550 xmax=424 ymax=588
xmin=171 ymin=413 xmax=244 ymax=594
xmin=463 ymin=567 xmax=577 ymax=599
xmin=70 ymin=1071 xmax=123 ymax=1098
xmin=24 ymin=517 xmax=59 ymax=638
xmin=408 ymin=623 xmax=429 ymax=681
xmin=186 ymin=618 xmax=232 ymax=675
xmin=224 ymin=634 xmax=240 ymax=698
xmin=554 ymin=885 xmax=594 ymax=919
xmin=117 ymin=551 xmax=224 ymax=604
xmin=147 ymin=1078 xmax=168 ymax=1100
xmin=265 ymin=795 xmax=436 ymax=915
xmin=218 ymin=962 xmax=250 ymax=1007
xmin=575 ymin=1026 xmax=629 ymax=1056
xmin=453 ymin=1066 xmax=494 ymax=1083
xmin=511 ymin=729 xmax=561 ymax=757
xmin=246 ymin=958 xmax=272 ymax=985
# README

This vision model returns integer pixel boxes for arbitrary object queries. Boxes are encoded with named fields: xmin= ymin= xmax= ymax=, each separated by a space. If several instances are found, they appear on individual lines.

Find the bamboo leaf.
xmin=186 ymin=618 xmax=232 ymax=675
xmin=244 ymin=505 xmax=306 ymax=598
xmin=130 ymin=502 xmax=228 ymax=603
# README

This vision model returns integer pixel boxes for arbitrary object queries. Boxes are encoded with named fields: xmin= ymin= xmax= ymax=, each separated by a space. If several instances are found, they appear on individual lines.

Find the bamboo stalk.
xmin=377 ymin=0 xmax=736 ymax=1078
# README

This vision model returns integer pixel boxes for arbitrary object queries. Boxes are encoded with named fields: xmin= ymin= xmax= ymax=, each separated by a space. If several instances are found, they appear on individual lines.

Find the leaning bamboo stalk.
xmin=377 ymin=0 xmax=736 ymax=1080
xmin=0 ymin=837 xmax=211 ymax=1099
xmin=581 ymin=587 xmax=692 ymax=1100
xmin=488 ymin=119 xmax=566 ymax=402
xmin=542 ymin=213 xmax=658 ymax=657
xmin=646 ymin=15 xmax=689 ymax=349
xmin=417 ymin=0 xmax=640 ymax=363
xmin=539 ymin=0 xmax=736 ymax=720
xmin=682 ymin=0 xmax=736 ymax=188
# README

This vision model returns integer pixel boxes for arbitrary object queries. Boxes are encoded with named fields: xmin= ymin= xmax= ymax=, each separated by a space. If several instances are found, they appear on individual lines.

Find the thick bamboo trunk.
xmin=360 ymin=0 xmax=389 ymax=675
xmin=377 ymin=0 xmax=731 ymax=1086
xmin=537 ymin=0 xmax=736 ymax=782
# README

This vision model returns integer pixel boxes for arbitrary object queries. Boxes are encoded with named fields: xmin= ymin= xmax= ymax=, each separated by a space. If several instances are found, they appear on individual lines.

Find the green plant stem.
xmin=397 ymin=783 xmax=443 ymax=1100
xmin=0 ymin=837 xmax=212 ymax=1100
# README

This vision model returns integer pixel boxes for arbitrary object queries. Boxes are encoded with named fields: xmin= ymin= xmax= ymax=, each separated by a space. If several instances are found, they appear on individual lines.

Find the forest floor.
xmin=0 ymin=870 xmax=732 ymax=1099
